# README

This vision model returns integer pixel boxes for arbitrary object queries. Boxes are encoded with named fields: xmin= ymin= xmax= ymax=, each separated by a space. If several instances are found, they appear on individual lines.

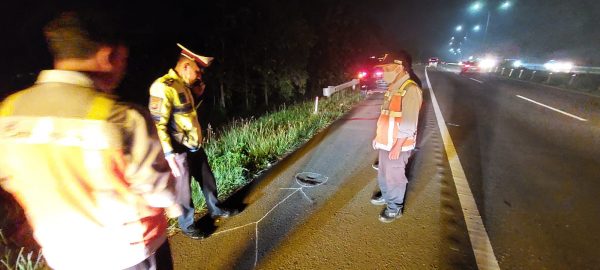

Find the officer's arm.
xmin=397 ymin=85 xmax=423 ymax=138
xmin=149 ymin=82 xmax=175 ymax=156
xmin=116 ymin=105 xmax=181 ymax=216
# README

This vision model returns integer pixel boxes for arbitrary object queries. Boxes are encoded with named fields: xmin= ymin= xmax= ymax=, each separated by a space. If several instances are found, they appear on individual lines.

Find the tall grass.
xmin=191 ymin=90 xmax=361 ymax=208
xmin=0 ymin=230 xmax=45 ymax=270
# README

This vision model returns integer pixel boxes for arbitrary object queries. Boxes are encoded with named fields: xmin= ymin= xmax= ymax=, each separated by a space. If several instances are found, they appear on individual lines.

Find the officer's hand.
xmin=192 ymin=82 xmax=206 ymax=97
xmin=389 ymin=145 xmax=401 ymax=160
xmin=165 ymin=155 xmax=181 ymax=177
xmin=388 ymin=138 xmax=404 ymax=160
xmin=372 ymin=139 xmax=377 ymax=150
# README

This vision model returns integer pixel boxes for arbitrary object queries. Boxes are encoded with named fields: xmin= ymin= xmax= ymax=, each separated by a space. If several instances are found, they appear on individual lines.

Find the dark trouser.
xmin=173 ymin=147 xmax=222 ymax=232
xmin=124 ymin=240 xmax=173 ymax=270
xmin=377 ymin=150 xmax=412 ymax=211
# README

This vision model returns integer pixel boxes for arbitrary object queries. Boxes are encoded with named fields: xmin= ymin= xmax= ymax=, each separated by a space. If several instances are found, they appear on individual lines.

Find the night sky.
xmin=376 ymin=0 xmax=600 ymax=64
xmin=1 ymin=0 xmax=599 ymax=97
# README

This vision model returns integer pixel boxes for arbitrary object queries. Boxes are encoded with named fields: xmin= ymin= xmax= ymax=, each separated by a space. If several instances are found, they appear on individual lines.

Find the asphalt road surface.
xmin=169 ymin=66 xmax=600 ymax=269
xmin=425 ymin=66 xmax=600 ymax=269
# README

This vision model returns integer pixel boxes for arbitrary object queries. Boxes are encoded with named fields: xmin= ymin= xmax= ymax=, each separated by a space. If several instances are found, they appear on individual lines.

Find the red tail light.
xmin=358 ymin=71 xmax=368 ymax=79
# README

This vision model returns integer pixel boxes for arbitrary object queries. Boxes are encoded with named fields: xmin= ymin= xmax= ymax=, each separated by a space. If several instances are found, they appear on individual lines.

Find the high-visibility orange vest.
xmin=374 ymin=79 xmax=417 ymax=151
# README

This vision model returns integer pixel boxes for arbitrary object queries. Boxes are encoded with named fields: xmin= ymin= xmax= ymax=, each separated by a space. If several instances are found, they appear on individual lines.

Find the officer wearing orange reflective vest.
xmin=371 ymin=51 xmax=423 ymax=223
xmin=0 ymin=11 xmax=180 ymax=269
xmin=148 ymin=44 xmax=237 ymax=240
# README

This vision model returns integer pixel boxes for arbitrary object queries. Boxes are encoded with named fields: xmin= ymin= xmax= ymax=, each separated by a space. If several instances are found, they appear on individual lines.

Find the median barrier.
xmin=492 ymin=67 xmax=600 ymax=94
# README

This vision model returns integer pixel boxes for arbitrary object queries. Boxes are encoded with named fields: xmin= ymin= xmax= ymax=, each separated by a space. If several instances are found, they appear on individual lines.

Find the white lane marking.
xmin=425 ymin=67 xmax=501 ymax=270
xmin=516 ymin=95 xmax=588 ymax=122
xmin=470 ymin=78 xmax=484 ymax=84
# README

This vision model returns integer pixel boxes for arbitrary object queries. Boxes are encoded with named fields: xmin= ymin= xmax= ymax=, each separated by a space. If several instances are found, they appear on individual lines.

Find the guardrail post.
xmin=518 ymin=69 xmax=524 ymax=79
xmin=530 ymin=71 xmax=537 ymax=80
xmin=509 ymin=69 xmax=514 ymax=77
xmin=569 ymin=74 xmax=577 ymax=86
xmin=323 ymin=79 xmax=359 ymax=97
xmin=546 ymin=72 xmax=553 ymax=84
xmin=313 ymin=96 xmax=319 ymax=114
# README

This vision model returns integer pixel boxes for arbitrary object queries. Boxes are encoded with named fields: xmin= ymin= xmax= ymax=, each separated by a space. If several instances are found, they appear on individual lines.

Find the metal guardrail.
xmin=442 ymin=62 xmax=600 ymax=75
xmin=437 ymin=63 xmax=600 ymax=93
xmin=323 ymin=79 xmax=359 ymax=97
xmin=524 ymin=64 xmax=600 ymax=74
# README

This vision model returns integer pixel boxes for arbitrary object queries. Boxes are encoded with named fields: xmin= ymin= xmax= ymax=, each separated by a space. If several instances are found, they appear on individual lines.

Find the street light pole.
xmin=483 ymin=10 xmax=491 ymax=51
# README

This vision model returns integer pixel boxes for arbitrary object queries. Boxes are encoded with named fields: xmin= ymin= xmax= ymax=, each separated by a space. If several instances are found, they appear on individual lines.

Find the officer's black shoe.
xmin=210 ymin=208 xmax=239 ymax=219
xmin=370 ymin=194 xmax=385 ymax=205
xmin=182 ymin=229 xmax=206 ymax=240
xmin=378 ymin=206 xmax=402 ymax=223
xmin=372 ymin=160 xmax=379 ymax=170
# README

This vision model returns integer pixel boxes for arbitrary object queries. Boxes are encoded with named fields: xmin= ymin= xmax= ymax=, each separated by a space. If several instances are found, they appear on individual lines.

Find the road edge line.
xmin=425 ymin=67 xmax=501 ymax=270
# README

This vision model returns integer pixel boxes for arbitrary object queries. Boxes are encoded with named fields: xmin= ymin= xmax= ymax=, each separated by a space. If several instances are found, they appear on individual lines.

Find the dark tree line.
xmin=117 ymin=0 xmax=392 ymax=126
xmin=1 ymin=0 xmax=393 ymax=127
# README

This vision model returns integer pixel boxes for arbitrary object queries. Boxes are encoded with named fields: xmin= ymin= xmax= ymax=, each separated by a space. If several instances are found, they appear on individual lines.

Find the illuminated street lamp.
xmin=467 ymin=1 xmax=515 ymax=50
xmin=456 ymin=25 xmax=463 ymax=32
xmin=470 ymin=1 xmax=483 ymax=12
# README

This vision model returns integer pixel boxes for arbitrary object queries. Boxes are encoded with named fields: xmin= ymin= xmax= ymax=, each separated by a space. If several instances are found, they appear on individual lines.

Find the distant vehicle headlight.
xmin=479 ymin=58 xmax=497 ymax=69
xmin=544 ymin=61 xmax=573 ymax=73
xmin=513 ymin=60 xmax=523 ymax=68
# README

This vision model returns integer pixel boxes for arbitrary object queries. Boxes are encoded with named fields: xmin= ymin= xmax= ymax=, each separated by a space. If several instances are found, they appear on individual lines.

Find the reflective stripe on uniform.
xmin=0 ymin=92 xmax=25 ymax=117
xmin=172 ymin=104 xmax=193 ymax=114
xmin=380 ymin=110 xmax=403 ymax=117
xmin=87 ymin=96 xmax=114 ymax=120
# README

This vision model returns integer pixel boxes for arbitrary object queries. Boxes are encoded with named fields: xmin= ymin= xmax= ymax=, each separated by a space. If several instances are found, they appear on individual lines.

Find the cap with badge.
xmin=375 ymin=51 xmax=413 ymax=68
xmin=177 ymin=43 xmax=214 ymax=67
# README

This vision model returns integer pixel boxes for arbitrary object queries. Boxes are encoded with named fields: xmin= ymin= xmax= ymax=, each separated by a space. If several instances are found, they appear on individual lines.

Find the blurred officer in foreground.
xmin=0 ymin=10 xmax=180 ymax=269
xmin=371 ymin=51 xmax=423 ymax=223
xmin=149 ymin=44 xmax=237 ymax=240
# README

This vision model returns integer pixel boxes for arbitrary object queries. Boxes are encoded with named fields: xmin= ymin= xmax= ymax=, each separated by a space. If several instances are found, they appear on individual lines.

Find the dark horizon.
xmin=2 ymin=0 xmax=599 ymax=101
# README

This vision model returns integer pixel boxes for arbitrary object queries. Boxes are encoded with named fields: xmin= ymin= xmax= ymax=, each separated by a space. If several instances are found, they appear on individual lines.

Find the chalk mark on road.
xmin=425 ymin=67 xmax=500 ymax=270
xmin=469 ymin=78 xmax=484 ymax=84
xmin=516 ymin=95 xmax=588 ymax=122
xmin=210 ymin=172 xmax=327 ymax=268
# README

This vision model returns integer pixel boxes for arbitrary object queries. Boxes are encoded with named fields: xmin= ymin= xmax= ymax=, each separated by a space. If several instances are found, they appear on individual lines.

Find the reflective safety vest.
xmin=149 ymin=69 xmax=202 ymax=155
xmin=0 ymin=71 xmax=174 ymax=269
xmin=374 ymin=79 xmax=418 ymax=151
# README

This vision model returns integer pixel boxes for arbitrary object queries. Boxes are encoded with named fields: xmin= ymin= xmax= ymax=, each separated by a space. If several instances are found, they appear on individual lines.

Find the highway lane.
xmin=423 ymin=67 xmax=600 ymax=269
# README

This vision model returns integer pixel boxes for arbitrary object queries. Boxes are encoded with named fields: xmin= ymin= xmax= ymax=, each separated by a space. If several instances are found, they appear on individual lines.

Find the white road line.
xmin=425 ymin=67 xmax=500 ymax=270
xmin=470 ymin=78 xmax=484 ymax=84
xmin=516 ymin=95 xmax=588 ymax=122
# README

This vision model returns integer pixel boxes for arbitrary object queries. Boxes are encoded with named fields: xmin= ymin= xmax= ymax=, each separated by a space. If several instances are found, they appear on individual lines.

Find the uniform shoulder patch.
xmin=164 ymin=78 xmax=175 ymax=86
xmin=149 ymin=96 xmax=163 ymax=112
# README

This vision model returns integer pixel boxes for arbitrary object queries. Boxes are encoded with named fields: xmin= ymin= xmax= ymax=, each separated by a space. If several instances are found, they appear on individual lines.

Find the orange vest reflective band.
xmin=374 ymin=79 xmax=416 ymax=151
